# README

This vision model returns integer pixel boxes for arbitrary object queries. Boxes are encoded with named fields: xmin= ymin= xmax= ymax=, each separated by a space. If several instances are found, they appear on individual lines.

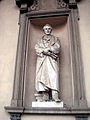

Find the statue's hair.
xmin=43 ymin=24 xmax=52 ymax=30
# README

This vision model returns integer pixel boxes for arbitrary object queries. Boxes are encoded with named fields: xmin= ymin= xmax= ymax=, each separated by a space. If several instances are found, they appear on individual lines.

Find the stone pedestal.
xmin=32 ymin=101 xmax=63 ymax=108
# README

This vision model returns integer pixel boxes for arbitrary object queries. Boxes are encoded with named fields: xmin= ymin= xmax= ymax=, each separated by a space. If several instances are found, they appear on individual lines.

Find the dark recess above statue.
xmin=15 ymin=0 xmax=34 ymax=7
xmin=15 ymin=0 xmax=82 ymax=8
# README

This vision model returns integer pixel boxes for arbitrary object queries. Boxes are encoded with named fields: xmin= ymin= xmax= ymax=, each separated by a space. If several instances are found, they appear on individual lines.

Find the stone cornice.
xmin=5 ymin=106 xmax=90 ymax=115
xmin=15 ymin=0 xmax=79 ymax=14
xmin=15 ymin=0 xmax=81 ymax=7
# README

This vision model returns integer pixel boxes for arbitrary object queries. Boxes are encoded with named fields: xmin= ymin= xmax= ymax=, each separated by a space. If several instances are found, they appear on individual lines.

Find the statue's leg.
xmin=52 ymin=90 xmax=61 ymax=102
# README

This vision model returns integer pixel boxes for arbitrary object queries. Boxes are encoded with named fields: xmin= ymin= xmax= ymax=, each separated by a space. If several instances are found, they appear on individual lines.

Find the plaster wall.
xmin=22 ymin=115 xmax=75 ymax=120
xmin=0 ymin=0 xmax=90 ymax=120
xmin=88 ymin=116 xmax=90 ymax=120
xmin=0 ymin=0 xmax=19 ymax=120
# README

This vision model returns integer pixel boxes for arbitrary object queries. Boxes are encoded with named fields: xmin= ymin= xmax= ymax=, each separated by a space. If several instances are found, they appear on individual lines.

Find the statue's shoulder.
xmin=36 ymin=37 xmax=43 ymax=47
xmin=52 ymin=35 xmax=60 ymax=43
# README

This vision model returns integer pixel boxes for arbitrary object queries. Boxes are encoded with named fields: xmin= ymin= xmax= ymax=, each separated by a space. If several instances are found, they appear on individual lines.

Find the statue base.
xmin=32 ymin=101 xmax=63 ymax=107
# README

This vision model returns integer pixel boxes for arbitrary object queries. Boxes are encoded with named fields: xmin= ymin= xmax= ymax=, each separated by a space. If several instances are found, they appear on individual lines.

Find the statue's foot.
xmin=54 ymin=98 xmax=62 ymax=102
xmin=35 ymin=93 xmax=43 ymax=102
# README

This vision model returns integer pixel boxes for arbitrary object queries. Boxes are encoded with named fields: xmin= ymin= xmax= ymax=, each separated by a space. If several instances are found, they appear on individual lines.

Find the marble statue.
xmin=35 ymin=24 xmax=61 ymax=102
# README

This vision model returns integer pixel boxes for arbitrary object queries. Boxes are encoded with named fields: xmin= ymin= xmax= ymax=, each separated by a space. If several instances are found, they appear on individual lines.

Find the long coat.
xmin=35 ymin=35 xmax=61 ymax=92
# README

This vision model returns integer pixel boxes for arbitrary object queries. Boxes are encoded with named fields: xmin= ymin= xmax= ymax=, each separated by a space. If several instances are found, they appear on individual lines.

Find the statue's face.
xmin=43 ymin=26 xmax=52 ymax=35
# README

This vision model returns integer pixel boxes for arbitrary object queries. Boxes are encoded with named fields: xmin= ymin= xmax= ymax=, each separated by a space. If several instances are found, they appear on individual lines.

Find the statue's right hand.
xmin=43 ymin=48 xmax=50 ymax=53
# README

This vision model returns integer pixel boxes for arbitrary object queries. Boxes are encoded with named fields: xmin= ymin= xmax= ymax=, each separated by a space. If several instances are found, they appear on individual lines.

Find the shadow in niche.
xmin=63 ymin=0 xmax=69 ymax=3
xmin=55 ymin=24 xmax=72 ymax=105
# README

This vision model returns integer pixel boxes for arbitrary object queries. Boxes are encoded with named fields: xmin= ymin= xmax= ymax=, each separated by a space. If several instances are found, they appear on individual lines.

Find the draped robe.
xmin=35 ymin=35 xmax=61 ymax=93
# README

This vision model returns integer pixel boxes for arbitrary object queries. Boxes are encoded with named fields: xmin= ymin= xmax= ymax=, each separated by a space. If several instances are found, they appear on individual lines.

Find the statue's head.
xmin=43 ymin=24 xmax=52 ymax=35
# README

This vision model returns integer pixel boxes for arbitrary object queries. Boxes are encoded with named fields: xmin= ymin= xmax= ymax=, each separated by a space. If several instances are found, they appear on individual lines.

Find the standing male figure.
xmin=35 ymin=24 xmax=61 ymax=102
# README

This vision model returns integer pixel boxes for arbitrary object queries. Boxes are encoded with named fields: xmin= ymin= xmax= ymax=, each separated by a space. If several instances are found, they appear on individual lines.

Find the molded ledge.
xmin=5 ymin=106 xmax=90 ymax=115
